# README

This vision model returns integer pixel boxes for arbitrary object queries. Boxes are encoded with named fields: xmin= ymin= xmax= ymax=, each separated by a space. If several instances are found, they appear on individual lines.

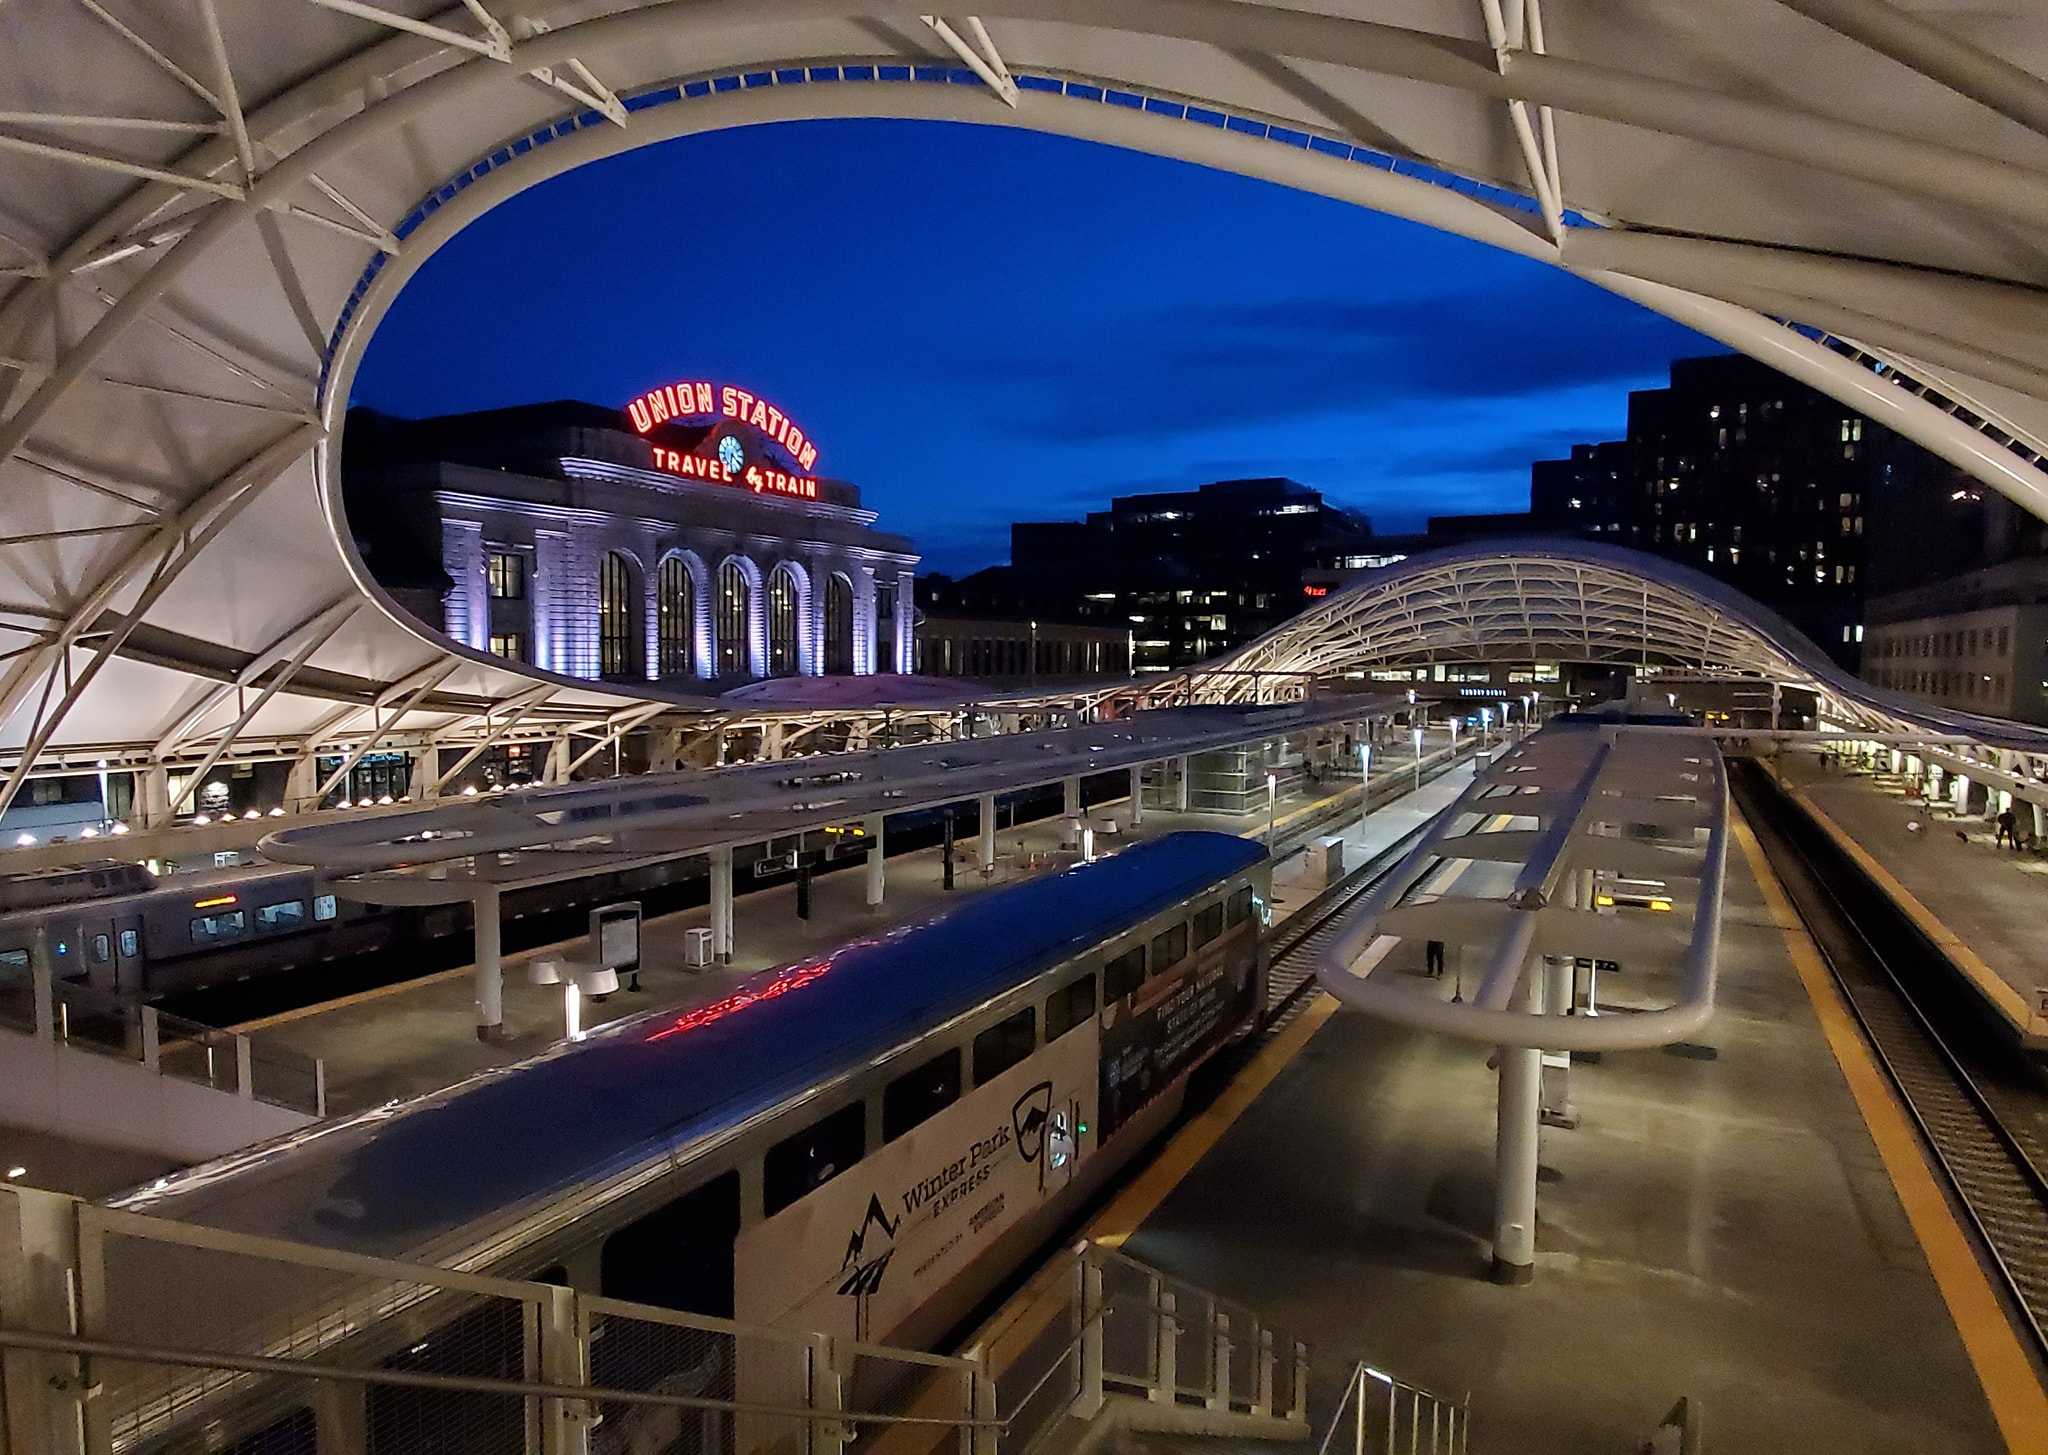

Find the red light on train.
xmin=646 ymin=957 xmax=833 ymax=1041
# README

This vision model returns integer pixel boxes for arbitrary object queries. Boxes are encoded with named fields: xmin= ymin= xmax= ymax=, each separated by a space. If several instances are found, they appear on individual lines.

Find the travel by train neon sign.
xmin=626 ymin=379 xmax=820 ymax=472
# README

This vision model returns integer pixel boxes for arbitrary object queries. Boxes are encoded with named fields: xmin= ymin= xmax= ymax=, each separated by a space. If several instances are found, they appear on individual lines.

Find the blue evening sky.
xmin=352 ymin=119 xmax=1717 ymax=573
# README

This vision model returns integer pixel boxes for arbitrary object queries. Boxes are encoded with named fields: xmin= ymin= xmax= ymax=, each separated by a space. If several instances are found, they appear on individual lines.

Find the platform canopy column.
xmin=979 ymin=791 xmax=998 ymax=871
xmin=1129 ymin=764 xmax=1145 ymax=827
xmin=864 ymin=812 xmax=885 ymax=906
xmin=1063 ymin=775 xmax=1082 ymax=847
xmin=473 ymin=886 xmax=504 ymax=1042
xmin=1175 ymin=756 xmax=1191 ymax=811
xmin=710 ymin=844 xmax=734 ymax=963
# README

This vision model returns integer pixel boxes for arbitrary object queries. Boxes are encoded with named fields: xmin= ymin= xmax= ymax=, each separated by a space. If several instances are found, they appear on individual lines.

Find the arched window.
xmin=717 ymin=559 xmax=752 ymax=677
xmin=657 ymin=557 xmax=694 ymax=678
xmin=767 ymin=566 xmax=801 ymax=676
xmin=824 ymin=573 xmax=856 ymax=675
xmin=599 ymin=552 xmax=640 ymax=680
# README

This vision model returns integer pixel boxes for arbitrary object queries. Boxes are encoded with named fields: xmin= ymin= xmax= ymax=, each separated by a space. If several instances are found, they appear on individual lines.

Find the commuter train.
xmin=113 ymin=832 xmax=1270 ymax=1450
xmin=0 ymin=793 xmax=1078 ymax=1007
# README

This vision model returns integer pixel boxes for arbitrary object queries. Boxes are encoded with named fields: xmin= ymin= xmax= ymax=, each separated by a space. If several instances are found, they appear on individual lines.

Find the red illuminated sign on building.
xmin=626 ymin=379 xmax=820 ymax=472
xmin=1303 ymin=585 xmax=1329 ymax=598
xmin=649 ymin=447 xmax=820 ymax=500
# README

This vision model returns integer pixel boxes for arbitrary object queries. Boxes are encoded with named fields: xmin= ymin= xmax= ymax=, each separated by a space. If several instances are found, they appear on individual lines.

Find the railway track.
xmin=1734 ymin=761 xmax=2048 ymax=1364
xmin=1260 ymin=820 xmax=1432 ymax=1035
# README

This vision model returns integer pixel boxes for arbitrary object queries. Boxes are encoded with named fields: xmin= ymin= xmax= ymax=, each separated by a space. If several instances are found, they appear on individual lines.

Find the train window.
xmin=0 ymin=949 xmax=26 ymax=970
xmin=1149 ymin=922 xmax=1188 ymax=974
xmin=313 ymin=894 xmax=337 ymax=922
xmin=600 ymin=1170 xmax=740 ymax=1317
xmin=256 ymin=900 xmax=307 ymax=933
xmin=118 ymin=929 xmax=138 ymax=958
xmin=1192 ymin=903 xmax=1225 ymax=949
xmin=884 ymin=1048 xmax=961 ymax=1142
xmin=973 ymin=1007 xmax=1036 ymax=1084
xmin=1103 ymin=946 xmax=1145 ymax=1002
xmin=91 ymin=934 xmax=109 ymax=963
xmin=1046 ymin=973 xmax=1097 ymax=1040
xmin=1227 ymin=885 xmax=1254 ymax=926
xmin=189 ymin=911 xmax=246 ymax=946
xmin=764 ymin=1102 xmax=865 ymax=1216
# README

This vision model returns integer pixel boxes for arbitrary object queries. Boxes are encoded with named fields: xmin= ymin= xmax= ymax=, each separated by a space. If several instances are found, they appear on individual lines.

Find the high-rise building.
xmin=1528 ymin=353 xmax=1985 ymax=668
xmin=940 ymin=478 xmax=1370 ymax=673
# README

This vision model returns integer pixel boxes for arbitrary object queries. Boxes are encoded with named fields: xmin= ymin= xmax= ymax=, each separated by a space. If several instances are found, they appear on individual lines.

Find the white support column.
xmin=864 ymin=812 xmax=885 ymax=907
xmin=285 ymin=753 xmax=319 ymax=813
xmin=979 ymin=791 xmax=997 ymax=871
xmin=140 ymin=764 xmax=171 ymax=827
xmin=710 ymin=844 xmax=734 ymax=963
xmin=1539 ymin=955 xmax=1577 ymax=1129
xmin=474 ymin=886 xmax=504 ymax=1042
xmin=1063 ymin=775 xmax=1082 ymax=848
xmin=1129 ymin=763 xmax=1144 ymax=827
xmin=1174 ymin=756 xmax=1191 ymax=811
xmin=2 ymin=1185 xmax=91 ymax=1455
xmin=1493 ymin=1034 xmax=1541 ymax=1284
xmin=2033 ymin=801 xmax=2047 ymax=842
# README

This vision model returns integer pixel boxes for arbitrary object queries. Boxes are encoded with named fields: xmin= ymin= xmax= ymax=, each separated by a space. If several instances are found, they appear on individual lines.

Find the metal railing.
xmin=0 ymin=1185 xmax=994 ymax=1455
xmin=1316 ymin=1360 xmax=1469 ymax=1455
xmin=985 ymin=1242 xmax=1310 ymax=1455
xmin=1 ymin=1189 xmax=1319 ymax=1455
xmin=1 ymin=952 xmax=324 ymax=1116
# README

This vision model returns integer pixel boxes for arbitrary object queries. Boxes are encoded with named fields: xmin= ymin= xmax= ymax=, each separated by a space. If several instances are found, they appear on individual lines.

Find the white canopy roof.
xmin=4 ymin=0 xmax=2047 ymax=805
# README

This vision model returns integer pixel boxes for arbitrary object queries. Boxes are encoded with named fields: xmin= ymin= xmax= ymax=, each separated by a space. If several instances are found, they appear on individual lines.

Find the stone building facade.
xmin=346 ymin=394 xmax=917 ymax=688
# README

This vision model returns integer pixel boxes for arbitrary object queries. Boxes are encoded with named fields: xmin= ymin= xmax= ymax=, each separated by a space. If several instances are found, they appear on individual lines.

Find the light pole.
xmin=1358 ymin=742 xmax=1372 ymax=830
xmin=1481 ymin=706 xmax=1493 ymax=748
xmin=1265 ymin=772 xmax=1279 ymax=850
xmin=1412 ymin=725 xmax=1424 ymax=791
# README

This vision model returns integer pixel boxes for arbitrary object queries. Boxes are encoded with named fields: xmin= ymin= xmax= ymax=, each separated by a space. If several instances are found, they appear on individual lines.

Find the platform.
xmin=228 ymin=747 xmax=1476 ymax=1117
xmin=1776 ymin=753 xmax=2048 ymax=1042
xmin=1098 ymin=798 xmax=2014 ymax=1453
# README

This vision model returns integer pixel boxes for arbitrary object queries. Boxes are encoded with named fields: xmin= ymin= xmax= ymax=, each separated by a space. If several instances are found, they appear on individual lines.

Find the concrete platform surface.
xmin=1118 ymin=804 xmax=2008 ymax=1453
xmin=237 ymin=746 xmax=1473 ymax=1116
xmin=1781 ymin=755 xmax=2048 ymax=1026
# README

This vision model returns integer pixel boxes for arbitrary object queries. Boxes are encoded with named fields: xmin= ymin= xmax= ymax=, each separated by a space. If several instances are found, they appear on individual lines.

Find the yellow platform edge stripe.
xmin=1771 ymin=769 xmax=2044 ymax=1037
xmin=1088 ymin=993 xmax=1339 ymax=1248
xmin=1733 ymin=811 xmax=2048 ymax=1454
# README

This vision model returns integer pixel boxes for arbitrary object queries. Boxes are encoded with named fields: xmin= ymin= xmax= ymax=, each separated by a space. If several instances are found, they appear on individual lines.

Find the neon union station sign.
xmin=626 ymin=379 xmax=821 ymax=472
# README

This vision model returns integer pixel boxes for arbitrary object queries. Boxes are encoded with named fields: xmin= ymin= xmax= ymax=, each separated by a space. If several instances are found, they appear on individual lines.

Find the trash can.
xmin=1317 ymin=837 xmax=1345 ymax=878
xmin=684 ymin=927 xmax=714 ymax=969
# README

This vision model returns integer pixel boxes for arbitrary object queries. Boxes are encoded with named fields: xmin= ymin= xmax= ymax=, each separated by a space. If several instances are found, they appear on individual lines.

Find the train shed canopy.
xmin=5 ymin=1 xmax=2048 ymax=800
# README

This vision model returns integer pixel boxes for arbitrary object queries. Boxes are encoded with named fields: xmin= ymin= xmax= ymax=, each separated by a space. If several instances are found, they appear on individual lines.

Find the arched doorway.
xmin=717 ymin=558 xmax=753 ymax=677
xmin=767 ymin=564 xmax=803 ymax=677
xmin=656 ymin=556 xmax=695 ymax=679
xmin=599 ymin=551 xmax=642 ymax=680
xmin=824 ymin=572 xmax=856 ymax=675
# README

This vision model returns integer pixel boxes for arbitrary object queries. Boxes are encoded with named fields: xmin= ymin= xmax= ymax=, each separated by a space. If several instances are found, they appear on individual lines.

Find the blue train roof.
xmin=121 ymin=831 xmax=1265 ymax=1256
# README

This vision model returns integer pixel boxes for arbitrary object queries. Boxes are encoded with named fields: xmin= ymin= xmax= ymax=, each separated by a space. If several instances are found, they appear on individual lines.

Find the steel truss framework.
xmin=5 ymin=2 xmax=2048 ymax=809
xmin=1157 ymin=541 xmax=2048 ymax=754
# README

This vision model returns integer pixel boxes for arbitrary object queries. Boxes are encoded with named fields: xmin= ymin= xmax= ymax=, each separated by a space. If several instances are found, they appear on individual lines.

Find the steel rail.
xmin=1736 ymin=764 xmax=2048 ymax=1363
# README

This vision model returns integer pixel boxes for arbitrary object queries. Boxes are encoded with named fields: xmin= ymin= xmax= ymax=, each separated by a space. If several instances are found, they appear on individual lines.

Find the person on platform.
xmin=1996 ymin=806 xmax=2019 ymax=849
xmin=1425 ymin=939 xmax=1445 ymax=978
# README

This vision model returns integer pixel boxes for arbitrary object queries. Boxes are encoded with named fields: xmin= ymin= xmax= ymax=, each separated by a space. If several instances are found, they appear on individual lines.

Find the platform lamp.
xmin=1412 ymin=725 xmax=1424 ymax=790
xmin=1265 ymin=772 xmax=1279 ymax=850
xmin=1358 ymin=742 xmax=1372 ymax=830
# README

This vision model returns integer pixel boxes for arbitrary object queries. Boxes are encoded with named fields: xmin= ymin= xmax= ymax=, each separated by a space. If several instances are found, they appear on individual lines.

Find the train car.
xmin=0 ymin=859 xmax=392 ymax=999
xmin=113 ymin=832 xmax=1269 ymax=1442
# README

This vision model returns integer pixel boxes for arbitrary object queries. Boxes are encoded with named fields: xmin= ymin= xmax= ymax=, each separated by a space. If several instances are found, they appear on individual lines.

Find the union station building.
xmin=345 ymin=382 xmax=919 ymax=688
